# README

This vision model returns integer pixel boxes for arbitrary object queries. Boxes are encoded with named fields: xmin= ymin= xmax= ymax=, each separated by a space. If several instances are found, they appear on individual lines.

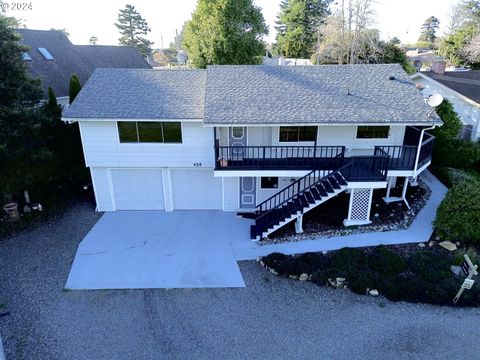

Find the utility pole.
xmin=160 ymin=33 xmax=164 ymax=52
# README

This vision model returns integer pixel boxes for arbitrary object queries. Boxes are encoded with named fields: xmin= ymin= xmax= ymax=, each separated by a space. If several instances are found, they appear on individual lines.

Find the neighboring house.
xmin=263 ymin=56 xmax=313 ymax=66
xmin=406 ymin=49 xmax=444 ymax=71
xmin=62 ymin=64 xmax=441 ymax=241
xmin=411 ymin=70 xmax=480 ymax=141
xmin=17 ymin=29 xmax=151 ymax=105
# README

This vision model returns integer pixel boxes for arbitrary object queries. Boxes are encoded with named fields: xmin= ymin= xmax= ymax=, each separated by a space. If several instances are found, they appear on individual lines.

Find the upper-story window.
xmin=118 ymin=121 xmax=182 ymax=143
xmin=279 ymin=126 xmax=317 ymax=142
xmin=356 ymin=126 xmax=390 ymax=139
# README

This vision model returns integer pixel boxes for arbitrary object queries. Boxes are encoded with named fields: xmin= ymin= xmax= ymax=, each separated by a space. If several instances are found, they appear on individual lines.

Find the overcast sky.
xmin=6 ymin=0 xmax=457 ymax=48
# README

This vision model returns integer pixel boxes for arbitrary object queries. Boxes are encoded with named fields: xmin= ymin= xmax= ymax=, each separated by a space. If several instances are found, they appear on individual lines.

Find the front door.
xmin=229 ymin=127 xmax=247 ymax=160
xmin=239 ymin=177 xmax=256 ymax=209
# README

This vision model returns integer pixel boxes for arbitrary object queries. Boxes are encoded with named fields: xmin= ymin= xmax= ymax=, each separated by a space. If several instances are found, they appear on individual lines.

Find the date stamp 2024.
xmin=0 ymin=2 xmax=33 ymax=12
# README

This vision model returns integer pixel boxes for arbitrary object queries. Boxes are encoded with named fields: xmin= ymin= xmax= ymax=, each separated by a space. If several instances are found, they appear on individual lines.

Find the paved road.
xmin=0 ymin=203 xmax=479 ymax=360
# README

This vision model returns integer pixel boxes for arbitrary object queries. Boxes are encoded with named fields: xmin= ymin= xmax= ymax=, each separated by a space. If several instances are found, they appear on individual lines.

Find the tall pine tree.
xmin=275 ymin=0 xmax=331 ymax=58
xmin=115 ymin=4 xmax=153 ymax=57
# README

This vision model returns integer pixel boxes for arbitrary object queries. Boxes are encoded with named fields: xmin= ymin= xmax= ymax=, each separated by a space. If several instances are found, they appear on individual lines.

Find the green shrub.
xmin=453 ymin=248 xmax=480 ymax=267
xmin=435 ymin=180 xmax=480 ymax=245
xmin=433 ymin=138 xmax=480 ymax=169
xmin=368 ymin=247 xmax=406 ymax=276
xmin=432 ymin=99 xmax=462 ymax=141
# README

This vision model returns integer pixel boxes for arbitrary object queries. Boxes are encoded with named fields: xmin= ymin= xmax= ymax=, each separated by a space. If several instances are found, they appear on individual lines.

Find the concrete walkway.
xmin=230 ymin=171 xmax=447 ymax=260
xmin=66 ymin=211 xmax=250 ymax=289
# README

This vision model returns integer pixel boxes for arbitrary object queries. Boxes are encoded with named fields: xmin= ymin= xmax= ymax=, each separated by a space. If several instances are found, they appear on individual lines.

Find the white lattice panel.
xmin=350 ymin=188 xmax=372 ymax=221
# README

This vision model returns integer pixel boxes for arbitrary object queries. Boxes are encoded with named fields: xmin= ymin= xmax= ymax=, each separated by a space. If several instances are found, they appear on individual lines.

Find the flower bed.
xmin=261 ymin=179 xmax=430 ymax=245
xmin=259 ymin=243 xmax=480 ymax=307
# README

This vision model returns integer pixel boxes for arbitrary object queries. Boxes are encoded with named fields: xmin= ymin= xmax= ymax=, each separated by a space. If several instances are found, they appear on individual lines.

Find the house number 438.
xmin=193 ymin=162 xmax=202 ymax=167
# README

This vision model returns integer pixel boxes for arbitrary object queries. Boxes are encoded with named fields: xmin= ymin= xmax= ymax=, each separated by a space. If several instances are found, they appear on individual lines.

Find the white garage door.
xmin=111 ymin=169 xmax=165 ymax=210
xmin=171 ymin=170 xmax=222 ymax=210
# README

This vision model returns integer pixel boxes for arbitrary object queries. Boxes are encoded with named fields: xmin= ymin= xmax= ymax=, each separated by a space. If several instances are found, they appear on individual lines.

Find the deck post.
xmin=295 ymin=215 xmax=304 ymax=234
xmin=401 ymin=177 xmax=411 ymax=209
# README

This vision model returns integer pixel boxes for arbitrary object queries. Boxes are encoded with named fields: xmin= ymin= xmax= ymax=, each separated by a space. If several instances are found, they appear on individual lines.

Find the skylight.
xmin=22 ymin=52 xmax=32 ymax=61
xmin=37 ymin=47 xmax=54 ymax=60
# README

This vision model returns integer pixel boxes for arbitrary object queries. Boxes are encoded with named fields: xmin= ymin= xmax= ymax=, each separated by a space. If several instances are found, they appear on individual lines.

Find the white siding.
xmin=248 ymin=127 xmax=273 ymax=146
xmin=79 ymin=121 xmax=215 ymax=168
xmin=412 ymin=75 xmax=480 ymax=140
xmin=90 ymin=167 xmax=114 ymax=212
xmin=315 ymin=126 xmax=405 ymax=156
xmin=256 ymin=177 xmax=296 ymax=205
xmin=222 ymin=177 xmax=239 ymax=211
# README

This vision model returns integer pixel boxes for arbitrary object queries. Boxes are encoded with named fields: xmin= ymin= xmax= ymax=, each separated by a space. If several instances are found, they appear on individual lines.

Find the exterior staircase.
xmin=250 ymin=166 xmax=350 ymax=241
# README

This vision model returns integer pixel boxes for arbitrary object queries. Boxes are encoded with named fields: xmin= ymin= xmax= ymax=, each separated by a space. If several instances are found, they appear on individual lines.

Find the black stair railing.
xmin=253 ymin=163 xmax=353 ymax=238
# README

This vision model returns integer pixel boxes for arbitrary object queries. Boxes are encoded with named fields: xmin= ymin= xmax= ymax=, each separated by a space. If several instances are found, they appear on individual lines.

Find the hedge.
xmin=434 ymin=179 xmax=480 ymax=245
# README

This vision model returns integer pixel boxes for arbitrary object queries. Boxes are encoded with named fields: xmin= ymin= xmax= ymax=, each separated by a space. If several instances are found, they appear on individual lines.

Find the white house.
xmin=411 ymin=71 xmax=480 ymax=141
xmin=62 ymin=64 xmax=441 ymax=241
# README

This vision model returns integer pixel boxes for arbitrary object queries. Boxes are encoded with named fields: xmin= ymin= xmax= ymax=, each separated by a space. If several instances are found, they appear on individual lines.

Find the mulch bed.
xmin=262 ymin=179 xmax=430 ymax=245
xmin=259 ymin=241 xmax=480 ymax=307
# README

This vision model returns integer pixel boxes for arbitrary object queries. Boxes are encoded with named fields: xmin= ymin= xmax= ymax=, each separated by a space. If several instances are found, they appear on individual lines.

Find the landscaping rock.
xmin=269 ymin=268 xmax=278 ymax=275
xmin=428 ymin=241 xmax=435 ymax=247
xmin=450 ymin=265 xmax=462 ymax=277
xmin=435 ymin=236 xmax=441 ymax=241
xmin=418 ymin=243 xmax=426 ymax=248
xmin=289 ymin=275 xmax=299 ymax=280
xmin=439 ymin=241 xmax=457 ymax=251
xmin=369 ymin=289 xmax=379 ymax=297
xmin=299 ymin=273 xmax=309 ymax=281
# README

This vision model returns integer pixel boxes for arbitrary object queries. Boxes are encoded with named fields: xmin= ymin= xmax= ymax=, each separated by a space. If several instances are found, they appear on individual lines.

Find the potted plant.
xmin=2 ymin=192 xmax=20 ymax=221
xmin=218 ymin=157 xmax=228 ymax=167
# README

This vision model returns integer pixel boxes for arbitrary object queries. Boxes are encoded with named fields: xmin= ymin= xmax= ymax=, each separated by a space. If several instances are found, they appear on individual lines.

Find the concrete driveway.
xmin=66 ymin=211 xmax=252 ymax=289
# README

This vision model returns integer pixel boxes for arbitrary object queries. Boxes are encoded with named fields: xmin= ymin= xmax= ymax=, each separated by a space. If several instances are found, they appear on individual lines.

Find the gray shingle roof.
xmin=204 ymin=64 xmax=441 ymax=125
xmin=17 ymin=29 xmax=151 ymax=98
xmin=63 ymin=68 xmax=206 ymax=119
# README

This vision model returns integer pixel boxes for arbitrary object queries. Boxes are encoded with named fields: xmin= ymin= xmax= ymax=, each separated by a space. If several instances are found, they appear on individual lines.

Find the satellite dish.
xmin=427 ymin=93 xmax=444 ymax=107
xmin=426 ymin=93 xmax=444 ymax=117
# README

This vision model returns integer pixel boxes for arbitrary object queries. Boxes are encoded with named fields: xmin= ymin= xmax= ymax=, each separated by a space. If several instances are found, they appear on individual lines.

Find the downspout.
xmin=412 ymin=123 xmax=436 ymax=179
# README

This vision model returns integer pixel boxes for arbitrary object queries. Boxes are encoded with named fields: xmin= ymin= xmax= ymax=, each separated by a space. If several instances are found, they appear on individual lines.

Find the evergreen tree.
xmin=69 ymin=74 xmax=81 ymax=104
xmin=274 ymin=0 xmax=331 ymax=58
xmin=183 ymin=0 xmax=268 ymax=68
xmin=115 ymin=4 xmax=153 ymax=57
xmin=418 ymin=16 xmax=440 ymax=44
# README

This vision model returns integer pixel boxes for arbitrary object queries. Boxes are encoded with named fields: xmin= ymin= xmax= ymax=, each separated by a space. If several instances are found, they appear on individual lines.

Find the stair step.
xmin=310 ymin=187 xmax=322 ymax=200
xmin=304 ymin=191 xmax=316 ymax=204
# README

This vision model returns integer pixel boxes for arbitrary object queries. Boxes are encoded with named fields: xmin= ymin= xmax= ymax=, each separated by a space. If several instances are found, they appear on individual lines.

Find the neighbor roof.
xmin=63 ymin=68 xmax=206 ymax=119
xmin=17 ymin=29 xmax=151 ymax=98
xmin=203 ymin=64 xmax=441 ymax=125
xmin=421 ymin=71 xmax=480 ymax=104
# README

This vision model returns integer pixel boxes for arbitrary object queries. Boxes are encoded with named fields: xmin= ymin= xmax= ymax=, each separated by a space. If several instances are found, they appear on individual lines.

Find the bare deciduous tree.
xmin=462 ymin=33 xmax=480 ymax=63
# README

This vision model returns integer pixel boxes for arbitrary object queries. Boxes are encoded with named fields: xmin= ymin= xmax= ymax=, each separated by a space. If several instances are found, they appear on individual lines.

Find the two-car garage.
xmin=108 ymin=168 xmax=222 ymax=211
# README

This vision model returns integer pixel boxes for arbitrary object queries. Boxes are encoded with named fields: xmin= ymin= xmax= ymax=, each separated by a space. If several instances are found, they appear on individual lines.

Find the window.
xmin=356 ymin=126 xmax=390 ymax=139
xmin=22 ymin=53 xmax=32 ymax=61
xmin=138 ymin=122 xmax=163 ymax=142
xmin=279 ymin=126 xmax=317 ymax=142
xmin=37 ymin=47 xmax=54 ymax=60
xmin=232 ymin=127 xmax=244 ymax=139
xmin=261 ymin=177 xmax=279 ymax=189
xmin=118 ymin=121 xmax=182 ymax=143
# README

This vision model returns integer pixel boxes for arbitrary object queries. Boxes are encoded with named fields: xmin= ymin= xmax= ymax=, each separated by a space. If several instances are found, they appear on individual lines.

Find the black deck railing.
xmin=215 ymin=145 xmax=345 ymax=170
xmin=418 ymin=132 xmax=435 ymax=168
xmin=215 ymin=136 xmax=434 ymax=173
